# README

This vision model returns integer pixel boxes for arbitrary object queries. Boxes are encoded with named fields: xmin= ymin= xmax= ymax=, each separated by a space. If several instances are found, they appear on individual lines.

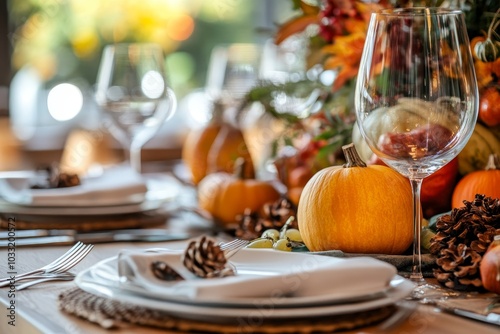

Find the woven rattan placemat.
xmin=58 ymin=287 xmax=396 ymax=333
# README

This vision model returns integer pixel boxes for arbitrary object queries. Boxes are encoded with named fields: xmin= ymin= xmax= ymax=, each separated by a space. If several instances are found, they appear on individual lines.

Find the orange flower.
xmin=274 ymin=14 xmax=320 ymax=45
xmin=274 ymin=1 xmax=320 ymax=45
xmin=322 ymin=32 xmax=366 ymax=91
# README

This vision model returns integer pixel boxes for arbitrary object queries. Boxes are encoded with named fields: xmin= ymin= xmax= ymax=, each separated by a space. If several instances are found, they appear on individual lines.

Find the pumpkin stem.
xmin=485 ymin=153 xmax=500 ymax=170
xmin=234 ymin=157 xmax=246 ymax=179
xmin=211 ymin=99 xmax=225 ymax=124
xmin=342 ymin=143 xmax=367 ymax=168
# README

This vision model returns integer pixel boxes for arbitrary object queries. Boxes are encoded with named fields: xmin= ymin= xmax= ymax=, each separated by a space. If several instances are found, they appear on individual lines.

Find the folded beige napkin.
xmin=0 ymin=165 xmax=148 ymax=207
xmin=117 ymin=248 xmax=398 ymax=302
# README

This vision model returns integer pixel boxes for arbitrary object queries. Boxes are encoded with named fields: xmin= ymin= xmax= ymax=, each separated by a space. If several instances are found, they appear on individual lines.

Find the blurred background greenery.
xmin=7 ymin=0 xmax=293 ymax=98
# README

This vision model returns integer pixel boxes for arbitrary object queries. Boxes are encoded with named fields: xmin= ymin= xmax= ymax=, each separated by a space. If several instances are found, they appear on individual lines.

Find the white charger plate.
xmin=75 ymin=250 xmax=415 ymax=322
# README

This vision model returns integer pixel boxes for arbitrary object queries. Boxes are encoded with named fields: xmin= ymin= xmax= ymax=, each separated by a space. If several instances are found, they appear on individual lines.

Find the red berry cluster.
xmin=318 ymin=0 xmax=360 ymax=42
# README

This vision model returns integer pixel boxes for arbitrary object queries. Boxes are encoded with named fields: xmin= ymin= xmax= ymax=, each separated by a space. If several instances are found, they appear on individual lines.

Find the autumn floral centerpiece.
xmin=239 ymin=0 xmax=499 ymax=218
xmin=261 ymin=0 xmax=500 ymax=292
xmin=183 ymin=0 xmax=500 ymax=292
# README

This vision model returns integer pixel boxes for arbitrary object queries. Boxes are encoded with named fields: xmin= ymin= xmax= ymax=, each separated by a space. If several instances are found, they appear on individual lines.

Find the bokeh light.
xmin=166 ymin=52 xmax=195 ymax=89
xmin=47 ymin=83 xmax=83 ymax=121
xmin=167 ymin=13 xmax=195 ymax=41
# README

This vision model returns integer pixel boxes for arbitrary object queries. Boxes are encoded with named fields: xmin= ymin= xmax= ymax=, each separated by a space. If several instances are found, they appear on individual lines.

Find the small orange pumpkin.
xmin=480 ymin=235 xmax=500 ymax=294
xmin=452 ymin=154 xmax=500 ymax=208
xmin=182 ymin=103 xmax=224 ymax=185
xmin=298 ymin=144 xmax=413 ymax=254
xmin=207 ymin=122 xmax=255 ymax=179
xmin=198 ymin=158 xmax=280 ymax=226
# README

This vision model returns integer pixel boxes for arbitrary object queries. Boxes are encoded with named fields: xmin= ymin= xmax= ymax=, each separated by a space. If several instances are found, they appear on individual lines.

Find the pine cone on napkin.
xmin=182 ymin=236 xmax=234 ymax=278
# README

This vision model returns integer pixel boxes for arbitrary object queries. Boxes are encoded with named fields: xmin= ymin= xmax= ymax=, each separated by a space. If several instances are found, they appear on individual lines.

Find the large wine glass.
xmin=95 ymin=43 xmax=177 ymax=173
xmin=354 ymin=8 xmax=478 ymax=288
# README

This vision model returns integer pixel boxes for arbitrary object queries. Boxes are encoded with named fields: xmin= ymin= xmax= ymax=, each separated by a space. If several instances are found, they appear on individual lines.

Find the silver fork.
xmin=219 ymin=239 xmax=249 ymax=259
xmin=0 ymin=242 xmax=94 ymax=287
xmin=16 ymin=273 xmax=76 ymax=291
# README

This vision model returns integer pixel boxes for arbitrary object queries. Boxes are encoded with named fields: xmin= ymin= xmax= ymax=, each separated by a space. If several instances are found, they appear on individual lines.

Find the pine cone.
xmin=233 ymin=197 xmax=298 ymax=240
xmin=30 ymin=163 xmax=80 ymax=189
xmin=429 ymin=194 xmax=500 ymax=290
xmin=258 ymin=197 xmax=297 ymax=233
xmin=234 ymin=209 xmax=261 ymax=240
xmin=151 ymin=261 xmax=184 ymax=281
xmin=182 ymin=236 xmax=233 ymax=278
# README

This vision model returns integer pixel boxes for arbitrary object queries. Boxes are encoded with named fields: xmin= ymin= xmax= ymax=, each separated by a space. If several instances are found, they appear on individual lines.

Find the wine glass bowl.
xmin=205 ymin=43 xmax=262 ymax=107
xmin=354 ymin=8 xmax=478 ymax=285
xmin=95 ymin=43 xmax=177 ymax=172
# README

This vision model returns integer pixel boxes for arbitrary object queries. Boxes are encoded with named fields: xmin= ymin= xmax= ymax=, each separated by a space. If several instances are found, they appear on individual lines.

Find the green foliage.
xmin=238 ymin=79 xmax=326 ymax=124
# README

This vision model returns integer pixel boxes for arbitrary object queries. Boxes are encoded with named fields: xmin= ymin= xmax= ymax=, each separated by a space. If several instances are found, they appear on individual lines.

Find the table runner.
xmin=58 ymin=287 xmax=396 ymax=333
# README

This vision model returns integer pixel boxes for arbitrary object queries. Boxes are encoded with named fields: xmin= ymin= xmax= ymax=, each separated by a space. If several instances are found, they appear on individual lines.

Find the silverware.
xmin=0 ymin=242 xmax=93 ymax=286
xmin=0 ymin=229 xmax=190 ymax=247
xmin=423 ymin=299 xmax=500 ymax=326
xmin=16 ymin=275 xmax=76 ymax=291
xmin=219 ymin=239 xmax=249 ymax=259
xmin=1 ymin=272 xmax=75 ymax=283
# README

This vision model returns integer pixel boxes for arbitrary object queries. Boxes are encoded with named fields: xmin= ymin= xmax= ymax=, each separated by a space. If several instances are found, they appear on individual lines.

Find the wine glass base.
xmin=406 ymin=277 xmax=461 ymax=301
xmin=405 ymin=272 xmax=444 ymax=300
xmin=409 ymin=273 xmax=425 ymax=284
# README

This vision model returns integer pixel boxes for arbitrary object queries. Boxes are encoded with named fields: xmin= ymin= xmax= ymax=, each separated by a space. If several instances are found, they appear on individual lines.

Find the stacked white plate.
xmin=75 ymin=249 xmax=415 ymax=323
xmin=0 ymin=166 xmax=179 ymax=216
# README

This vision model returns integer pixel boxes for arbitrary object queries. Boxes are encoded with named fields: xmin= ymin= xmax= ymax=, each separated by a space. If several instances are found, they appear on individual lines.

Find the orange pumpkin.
xmin=480 ymin=235 xmax=500 ymax=294
xmin=182 ymin=103 xmax=224 ymax=185
xmin=198 ymin=158 xmax=280 ymax=226
xmin=452 ymin=154 xmax=500 ymax=208
xmin=285 ymin=165 xmax=314 ymax=206
xmin=298 ymin=144 xmax=413 ymax=254
xmin=207 ymin=122 xmax=255 ymax=179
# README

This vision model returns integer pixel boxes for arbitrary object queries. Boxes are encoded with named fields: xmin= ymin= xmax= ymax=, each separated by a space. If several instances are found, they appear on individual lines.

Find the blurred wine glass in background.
xmin=95 ymin=43 xmax=177 ymax=173
xmin=205 ymin=43 xmax=262 ymax=111
xmin=259 ymin=38 xmax=322 ymax=119
xmin=242 ymin=38 xmax=324 ymax=178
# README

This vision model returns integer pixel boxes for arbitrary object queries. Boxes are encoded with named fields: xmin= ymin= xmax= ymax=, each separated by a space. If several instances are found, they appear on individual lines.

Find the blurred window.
xmin=6 ymin=0 xmax=292 ymax=99
xmin=3 ymin=0 xmax=294 ymax=151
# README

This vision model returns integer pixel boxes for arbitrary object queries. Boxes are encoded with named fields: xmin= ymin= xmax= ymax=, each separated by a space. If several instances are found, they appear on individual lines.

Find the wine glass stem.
xmin=129 ymin=143 xmax=142 ymax=174
xmin=409 ymin=177 xmax=424 ymax=283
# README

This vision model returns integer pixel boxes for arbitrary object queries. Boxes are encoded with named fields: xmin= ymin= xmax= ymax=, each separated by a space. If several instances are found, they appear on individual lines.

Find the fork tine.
xmin=220 ymin=239 xmax=248 ymax=251
xmin=52 ymin=244 xmax=94 ymax=273
xmin=0 ymin=242 xmax=87 ymax=284
xmin=220 ymin=239 xmax=249 ymax=259
xmin=42 ymin=242 xmax=84 ymax=270
xmin=46 ymin=244 xmax=89 ymax=273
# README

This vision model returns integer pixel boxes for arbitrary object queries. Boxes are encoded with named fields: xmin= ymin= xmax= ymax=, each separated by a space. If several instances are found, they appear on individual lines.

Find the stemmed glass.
xmin=354 ymin=8 xmax=478 ymax=289
xmin=95 ymin=43 xmax=177 ymax=173
xmin=205 ymin=43 xmax=262 ymax=110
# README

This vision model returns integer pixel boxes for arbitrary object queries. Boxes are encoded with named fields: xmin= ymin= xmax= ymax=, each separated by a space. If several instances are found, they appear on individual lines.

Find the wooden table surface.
xmin=1 ymin=240 xmax=499 ymax=334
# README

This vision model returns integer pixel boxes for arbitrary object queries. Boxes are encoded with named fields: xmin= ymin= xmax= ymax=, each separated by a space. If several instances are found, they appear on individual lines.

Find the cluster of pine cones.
xmin=151 ymin=196 xmax=298 ymax=281
xmin=232 ymin=197 xmax=298 ymax=240
xmin=429 ymin=194 xmax=500 ymax=291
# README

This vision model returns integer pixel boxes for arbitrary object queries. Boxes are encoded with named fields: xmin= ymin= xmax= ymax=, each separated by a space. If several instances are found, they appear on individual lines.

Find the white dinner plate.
xmin=0 ymin=174 xmax=180 ymax=216
xmin=75 ymin=251 xmax=415 ymax=322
